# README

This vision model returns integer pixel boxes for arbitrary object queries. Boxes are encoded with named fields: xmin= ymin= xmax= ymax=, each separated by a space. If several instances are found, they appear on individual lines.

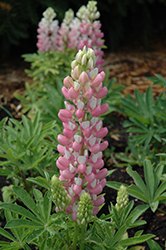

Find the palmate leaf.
xmin=5 ymin=219 xmax=43 ymax=229
xmin=0 ymin=203 xmax=42 ymax=224
xmin=26 ymin=229 xmax=45 ymax=244
xmin=129 ymin=117 xmax=149 ymax=131
xmin=146 ymin=86 xmax=154 ymax=112
xmin=135 ymin=88 xmax=148 ymax=117
xmin=115 ymin=234 xmax=154 ymax=248
xmin=127 ymin=165 xmax=149 ymax=197
xmin=0 ymin=166 xmax=11 ymax=176
xmin=110 ymin=218 xmax=132 ymax=247
xmin=143 ymin=160 xmax=155 ymax=201
xmin=147 ymin=239 xmax=163 ymax=250
xmin=27 ymin=176 xmax=50 ymax=190
xmin=106 ymin=181 xmax=126 ymax=191
xmin=119 ymin=201 xmax=134 ymax=226
xmin=0 ymin=227 xmax=16 ymax=242
xmin=128 ymin=204 xmax=149 ymax=226
xmin=153 ymin=181 xmax=166 ymax=202
xmin=13 ymin=186 xmax=42 ymax=221
xmin=154 ymin=163 xmax=164 ymax=190
xmin=148 ymin=73 xmax=166 ymax=87
xmin=0 ymin=227 xmax=31 ymax=250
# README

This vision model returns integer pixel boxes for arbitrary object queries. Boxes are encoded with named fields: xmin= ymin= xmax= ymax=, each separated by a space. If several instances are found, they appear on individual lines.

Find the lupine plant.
xmin=36 ymin=1 xmax=105 ymax=71
xmin=17 ymin=1 xmax=106 ymax=120
xmin=0 ymin=47 xmax=155 ymax=249
xmin=36 ymin=7 xmax=59 ymax=52
xmin=0 ymin=113 xmax=58 ymax=194
xmin=56 ymin=45 xmax=109 ymax=219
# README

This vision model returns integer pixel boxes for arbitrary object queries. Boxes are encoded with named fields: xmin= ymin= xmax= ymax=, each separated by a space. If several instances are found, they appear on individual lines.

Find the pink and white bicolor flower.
xmin=56 ymin=46 xmax=109 ymax=220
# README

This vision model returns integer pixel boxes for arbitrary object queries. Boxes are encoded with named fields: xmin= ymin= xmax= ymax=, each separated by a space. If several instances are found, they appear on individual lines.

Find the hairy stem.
xmin=80 ymin=224 xmax=86 ymax=250
xmin=72 ymin=222 xmax=78 ymax=250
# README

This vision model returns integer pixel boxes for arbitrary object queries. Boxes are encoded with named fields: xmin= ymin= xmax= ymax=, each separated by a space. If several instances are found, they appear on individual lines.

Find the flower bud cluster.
xmin=76 ymin=1 xmax=104 ymax=72
xmin=86 ymin=1 xmax=100 ymax=22
xmin=36 ymin=7 xmax=59 ymax=52
xmin=76 ymin=192 xmax=93 ymax=225
xmin=51 ymin=175 xmax=71 ymax=210
xmin=115 ymin=185 xmax=129 ymax=214
xmin=58 ymin=9 xmax=75 ymax=51
xmin=56 ymin=46 xmax=109 ymax=221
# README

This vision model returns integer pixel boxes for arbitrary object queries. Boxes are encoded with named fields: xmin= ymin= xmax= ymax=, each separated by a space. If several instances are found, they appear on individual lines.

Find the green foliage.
xmin=148 ymin=73 xmax=166 ymax=88
xmin=118 ymin=86 xmax=166 ymax=166
xmin=147 ymin=239 xmax=164 ymax=250
xmin=115 ymin=141 xmax=158 ymax=167
xmin=22 ymin=49 xmax=75 ymax=85
xmin=0 ymin=113 xmax=58 ymax=192
xmin=0 ymin=185 xmax=154 ymax=249
xmin=106 ymin=159 xmax=166 ymax=212
xmin=111 ymin=200 xmax=148 ymax=231
xmin=16 ymin=50 xmax=73 ymax=120
xmin=102 ymin=76 xmax=125 ymax=116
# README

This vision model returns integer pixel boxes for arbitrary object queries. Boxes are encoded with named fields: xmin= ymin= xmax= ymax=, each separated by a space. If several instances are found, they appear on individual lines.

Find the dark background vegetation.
xmin=1 ymin=0 xmax=166 ymax=58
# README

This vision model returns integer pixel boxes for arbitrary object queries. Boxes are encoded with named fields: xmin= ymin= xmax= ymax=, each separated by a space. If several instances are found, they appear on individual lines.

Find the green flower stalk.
xmin=115 ymin=185 xmax=129 ymax=215
xmin=51 ymin=175 xmax=71 ymax=210
xmin=77 ymin=192 xmax=93 ymax=225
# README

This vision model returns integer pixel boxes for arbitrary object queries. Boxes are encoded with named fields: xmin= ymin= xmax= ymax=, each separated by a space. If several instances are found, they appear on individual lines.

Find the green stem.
xmin=66 ymin=224 xmax=70 ymax=248
xmin=157 ymin=207 xmax=166 ymax=215
xmin=15 ymin=166 xmax=29 ymax=193
xmin=80 ymin=224 xmax=86 ymax=250
xmin=72 ymin=222 xmax=78 ymax=250
xmin=63 ymin=217 xmax=70 ymax=249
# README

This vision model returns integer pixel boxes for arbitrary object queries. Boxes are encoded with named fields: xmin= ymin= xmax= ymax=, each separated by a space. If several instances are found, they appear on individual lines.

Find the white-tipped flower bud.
xmin=63 ymin=8 xmax=74 ymax=25
xmin=43 ymin=7 xmax=56 ymax=21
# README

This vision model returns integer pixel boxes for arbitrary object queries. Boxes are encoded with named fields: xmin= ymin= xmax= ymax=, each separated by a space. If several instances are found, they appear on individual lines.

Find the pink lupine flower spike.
xmin=56 ymin=46 xmax=108 ymax=221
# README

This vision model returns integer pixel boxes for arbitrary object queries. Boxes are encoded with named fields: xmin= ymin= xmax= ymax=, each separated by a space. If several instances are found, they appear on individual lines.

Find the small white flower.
xmin=84 ymin=149 xmax=88 ymax=157
xmin=77 ymin=101 xmax=84 ymax=110
xmin=96 ymin=121 xmax=102 ymax=131
xmin=65 ymin=150 xmax=70 ymax=159
xmin=92 ymin=154 xmax=98 ymax=163
xmin=69 ymin=164 xmax=75 ymax=173
xmin=85 ymin=82 xmax=91 ymax=91
xmin=68 ymin=187 xmax=75 ymax=196
xmin=64 ymin=101 xmax=71 ymax=110
xmin=91 ymin=179 xmax=96 ymax=188
xmin=92 ymin=194 xmax=97 ymax=200
xmin=85 ymin=165 xmax=92 ymax=175
xmin=90 ymin=99 xmax=97 ymax=109
xmin=89 ymin=68 xmax=98 ymax=79
xmin=74 ymin=134 xmax=82 ymax=143
xmin=74 ymin=177 xmax=82 ymax=186
xmin=91 ymin=117 xmax=98 ymax=126
xmin=77 ymin=156 xmax=86 ymax=164
xmin=68 ymin=122 xmax=75 ymax=131
xmin=74 ymin=81 xmax=80 ymax=91
xmin=89 ymin=137 xmax=96 ymax=146
xmin=82 ymin=121 xmax=90 ymax=130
